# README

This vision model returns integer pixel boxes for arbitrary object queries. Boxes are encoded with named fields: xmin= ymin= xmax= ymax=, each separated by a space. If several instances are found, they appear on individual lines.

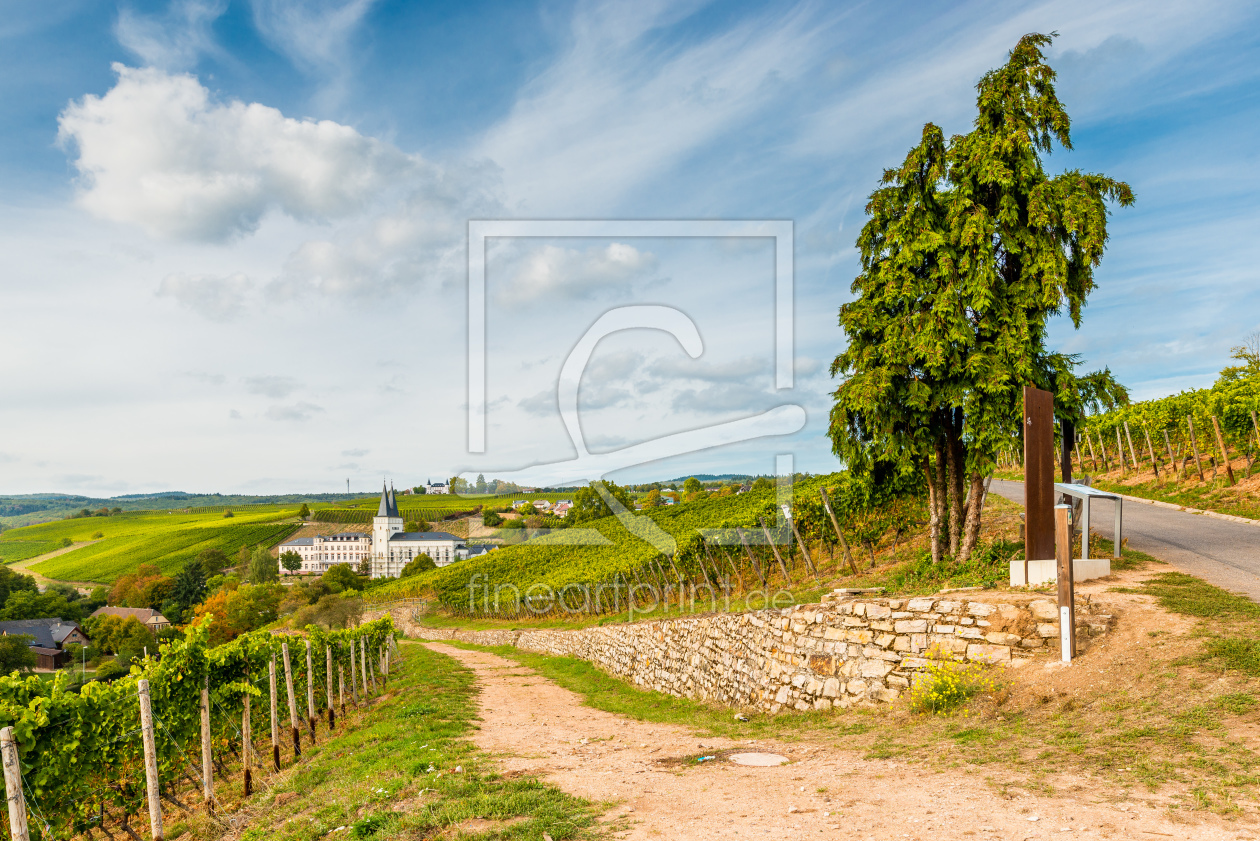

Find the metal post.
xmin=200 ymin=676 xmax=213 ymax=807
xmin=282 ymin=642 xmax=301 ymax=758
xmin=338 ymin=664 xmax=346 ymax=720
xmin=1113 ymin=498 xmax=1123 ymax=561
xmin=137 ymin=679 xmax=164 ymax=841
xmin=242 ymin=691 xmax=252 ymax=796
xmin=1055 ymin=504 xmax=1075 ymax=663
xmin=1080 ymin=495 xmax=1091 ymax=562
xmin=326 ymin=645 xmax=335 ymax=730
xmin=269 ymin=656 xmax=280 ymax=771
xmin=305 ymin=640 xmax=316 ymax=741
xmin=1 ymin=727 xmax=30 ymax=841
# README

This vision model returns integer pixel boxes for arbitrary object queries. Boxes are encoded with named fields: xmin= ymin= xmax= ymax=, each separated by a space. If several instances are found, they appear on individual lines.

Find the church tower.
xmin=370 ymin=481 xmax=403 ymax=578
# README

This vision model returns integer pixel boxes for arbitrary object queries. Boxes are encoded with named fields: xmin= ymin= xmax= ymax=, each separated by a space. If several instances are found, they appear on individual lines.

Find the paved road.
xmin=991 ymin=479 xmax=1260 ymax=602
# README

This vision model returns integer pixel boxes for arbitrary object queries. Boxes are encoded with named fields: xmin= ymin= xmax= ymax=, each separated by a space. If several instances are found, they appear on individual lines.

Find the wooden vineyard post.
xmin=1211 ymin=416 xmax=1236 ymax=486
xmin=326 ymin=646 xmax=336 ymax=730
xmin=384 ymin=646 xmax=390 ymax=680
xmin=338 ymin=664 xmax=347 ymax=720
xmin=1163 ymin=429 xmax=1177 ymax=480
xmin=734 ymin=529 xmax=767 ymax=586
xmin=1 ymin=727 xmax=30 ymax=841
xmin=1097 ymin=433 xmax=1110 ymax=471
xmin=1122 ymin=422 xmax=1141 ymax=475
xmin=241 ymin=691 xmax=253 ymax=796
xmin=360 ymin=638 xmax=369 ymax=698
xmin=269 ymin=656 xmax=280 ymax=770
xmin=782 ymin=509 xmax=819 ymax=582
xmin=137 ymin=679 xmax=164 ymax=841
xmin=1086 ymin=432 xmax=1099 ymax=472
xmin=282 ymin=642 xmax=301 ymax=758
xmin=200 ymin=675 xmax=214 ymax=808
xmin=366 ymin=638 xmax=377 ymax=694
xmin=305 ymin=640 xmax=316 ymax=742
xmin=758 ymin=516 xmax=793 ymax=583
xmin=1252 ymin=410 xmax=1260 ymax=450
xmin=818 ymin=487 xmax=859 ymax=575
xmin=1074 ymin=440 xmax=1084 ymax=475
xmin=1055 ymin=505 xmax=1076 ymax=663
xmin=1115 ymin=428 xmax=1127 ymax=475
xmin=1187 ymin=416 xmax=1206 ymax=481
xmin=1143 ymin=427 xmax=1161 ymax=481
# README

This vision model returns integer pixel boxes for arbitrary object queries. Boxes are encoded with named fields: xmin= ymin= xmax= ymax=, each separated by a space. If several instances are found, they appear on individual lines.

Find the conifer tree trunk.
xmin=925 ymin=454 xmax=943 ymax=565
xmin=958 ymin=471 xmax=987 ymax=562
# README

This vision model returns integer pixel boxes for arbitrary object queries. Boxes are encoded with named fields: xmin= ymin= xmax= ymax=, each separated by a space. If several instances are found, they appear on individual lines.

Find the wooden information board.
xmin=1023 ymin=386 xmax=1055 ymax=562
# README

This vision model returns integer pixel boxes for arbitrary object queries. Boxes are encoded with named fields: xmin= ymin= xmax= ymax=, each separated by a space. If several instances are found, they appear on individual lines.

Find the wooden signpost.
xmin=1055 ymin=504 xmax=1076 ymax=662
xmin=1023 ymin=386 xmax=1055 ymax=565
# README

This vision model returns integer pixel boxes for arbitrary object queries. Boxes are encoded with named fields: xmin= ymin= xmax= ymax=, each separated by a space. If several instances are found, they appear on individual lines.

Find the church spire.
xmin=388 ymin=482 xmax=400 ymax=518
xmin=376 ymin=481 xmax=391 ymax=517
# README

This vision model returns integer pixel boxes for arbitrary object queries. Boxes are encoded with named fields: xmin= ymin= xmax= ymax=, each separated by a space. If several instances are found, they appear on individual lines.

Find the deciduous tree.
xmin=830 ymin=33 xmax=1132 ymax=563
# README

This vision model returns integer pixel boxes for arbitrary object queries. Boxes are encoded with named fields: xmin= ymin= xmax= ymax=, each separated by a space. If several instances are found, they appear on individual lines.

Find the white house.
xmin=279 ymin=483 xmax=466 ymax=578
xmin=424 ymin=480 xmax=450 ymax=494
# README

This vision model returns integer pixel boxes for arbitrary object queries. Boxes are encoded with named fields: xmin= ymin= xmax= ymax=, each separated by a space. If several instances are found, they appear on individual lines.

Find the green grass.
xmin=1119 ymin=572 xmax=1260 ymax=620
xmin=0 ymin=508 xmax=300 ymax=583
xmin=172 ymin=642 xmax=601 ymax=841
xmin=0 ymin=539 xmax=61 ymax=563
xmin=1090 ymin=475 xmax=1260 ymax=522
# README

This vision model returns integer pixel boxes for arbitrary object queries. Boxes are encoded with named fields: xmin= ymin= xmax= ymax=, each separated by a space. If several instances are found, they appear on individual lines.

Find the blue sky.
xmin=1 ymin=0 xmax=1258 ymax=495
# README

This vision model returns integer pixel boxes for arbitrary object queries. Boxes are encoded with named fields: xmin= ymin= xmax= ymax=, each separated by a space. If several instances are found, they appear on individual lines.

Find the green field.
xmin=0 ymin=507 xmax=299 ymax=583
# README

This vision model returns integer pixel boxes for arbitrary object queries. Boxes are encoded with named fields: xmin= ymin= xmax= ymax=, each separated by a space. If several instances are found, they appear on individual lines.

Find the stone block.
xmin=888 ymin=600 xmax=903 ymax=610
xmin=967 ymin=603 xmax=996 ymax=617
xmin=852 ymin=602 xmax=867 ymax=617
xmin=866 ymin=604 xmax=892 ymax=620
xmin=805 ymin=677 xmax=824 ymax=695
xmin=965 ymin=643 xmax=1011 ymax=663
xmin=791 ymin=673 xmax=808 ymax=688
xmin=774 ymin=685 xmax=789 ymax=704
xmin=823 ymin=627 xmax=846 ymax=641
xmin=906 ymin=597 xmax=936 ymax=612
xmin=860 ymin=659 xmax=894 ymax=678
xmin=985 ymin=632 xmax=1022 ymax=646
xmin=847 ymin=678 xmax=868 ymax=696
xmin=891 ymin=611 xmax=913 ymax=619
xmin=844 ymin=616 xmax=866 ymax=627
xmin=1036 ymin=623 xmax=1058 ymax=639
xmin=935 ymin=600 xmax=960 ymax=614
xmin=794 ymin=700 xmax=811 ymax=711
xmin=894 ymin=619 xmax=928 ymax=634
xmin=1029 ymin=599 xmax=1059 ymax=621
xmin=976 ymin=620 xmax=991 ymax=627
xmin=1020 ymin=637 xmax=1043 ymax=648
xmin=822 ymin=677 xmax=841 ymax=698
xmin=935 ymin=625 xmax=955 ymax=634
xmin=870 ymin=620 xmax=895 ymax=632
xmin=910 ymin=633 xmax=927 ymax=650
xmin=807 ymin=654 xmax=835 ymax=675
xmin=871 ymin=686 xmax=900 ymax=703
xmin=846 ymin=629 xmax=874 ymax=645
xmin=886 ymin=674 xmax=910 ymax=689
xmin=960 ymin=617 xmax=974 ymax=626
xmin=892 ymin=636 xmax=911 ymax=652
xmin=957 ymin=627 xmax=984 ymax=640
xmin=874 ymin=633 xmax=895 ymax=648
xmin=900 ymin=657 xmax=928 ymax=670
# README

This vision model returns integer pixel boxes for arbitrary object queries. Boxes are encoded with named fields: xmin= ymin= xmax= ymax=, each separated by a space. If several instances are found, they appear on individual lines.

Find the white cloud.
xmin=646 ymin=354 xmax=768 ymax=383
xmin=157 ymin=272 xmax=253 ymax=321
xmin=244 ymin=376 xmax=301 ymax=398
xmin=248 ymin=0 xmax=377 ymax=74
xmin=497 ymin=243 xmax=659 ymax=305
xmin=265 ymin=402 xmax=324 ymax=421
xmin=115 ymin=0 xmax=228 ymax=70
xmin=58 ymin=64 xmax=416 ymax=241
xmin=341 ymin=448 xmax=369 ymax=457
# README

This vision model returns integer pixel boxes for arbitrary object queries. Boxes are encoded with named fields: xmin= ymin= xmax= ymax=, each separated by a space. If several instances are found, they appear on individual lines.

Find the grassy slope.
xmin=174 ymin=641 xmax=602 ymax=841
xmin=2 ymin=508 xmax=299 ymax=583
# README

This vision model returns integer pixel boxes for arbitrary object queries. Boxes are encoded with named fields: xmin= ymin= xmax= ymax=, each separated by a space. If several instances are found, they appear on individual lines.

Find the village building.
xmin=89 ymin=606 xmax=170 ymax=631
xmin=279 ymin=484 xmax=476 ymax=578
xmin=0 ymin=618 xmax=90 ymax=670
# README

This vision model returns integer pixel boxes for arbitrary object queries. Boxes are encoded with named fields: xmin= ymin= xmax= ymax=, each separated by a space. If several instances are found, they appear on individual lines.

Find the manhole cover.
xmin=728 ymin=752 xmax=788 ymax=766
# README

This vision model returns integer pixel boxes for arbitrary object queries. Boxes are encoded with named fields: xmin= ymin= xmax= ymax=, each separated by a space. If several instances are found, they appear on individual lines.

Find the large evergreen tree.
xmin=830 ymin=33 xmax=1133 ymax=563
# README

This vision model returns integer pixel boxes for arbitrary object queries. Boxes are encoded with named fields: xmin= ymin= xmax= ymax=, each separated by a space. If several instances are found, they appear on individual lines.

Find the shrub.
xmin=91 ymin=531 xmax=103 ymax=539
xmin=908 ymin=649 xmax=1001 ymax=715
xmin=59 ymin=537 xmax=72 ymax=548
xmin=223 ymin=510 xmax=234 ymax=518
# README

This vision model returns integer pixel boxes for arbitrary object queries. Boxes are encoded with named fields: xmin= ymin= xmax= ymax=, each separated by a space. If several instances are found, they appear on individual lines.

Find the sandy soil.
xmin=424 ymin=638 xmax=1255 ymax=841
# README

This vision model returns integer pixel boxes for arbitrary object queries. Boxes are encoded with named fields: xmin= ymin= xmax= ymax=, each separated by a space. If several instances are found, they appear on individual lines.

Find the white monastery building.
xmin=279 ymin=483 xmax=469 ymax=578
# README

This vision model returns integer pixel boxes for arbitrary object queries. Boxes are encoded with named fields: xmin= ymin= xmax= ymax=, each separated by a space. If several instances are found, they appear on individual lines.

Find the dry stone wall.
xmin=368 ymin=592 xmax=1111 ymax=712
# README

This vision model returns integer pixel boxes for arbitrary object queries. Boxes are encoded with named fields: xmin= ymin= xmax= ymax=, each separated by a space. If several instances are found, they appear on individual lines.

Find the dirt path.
xmin=8 ymin=541 xmax=101 ymax=591
xmin=424 ymin=642 xmax=1246 ymax=841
